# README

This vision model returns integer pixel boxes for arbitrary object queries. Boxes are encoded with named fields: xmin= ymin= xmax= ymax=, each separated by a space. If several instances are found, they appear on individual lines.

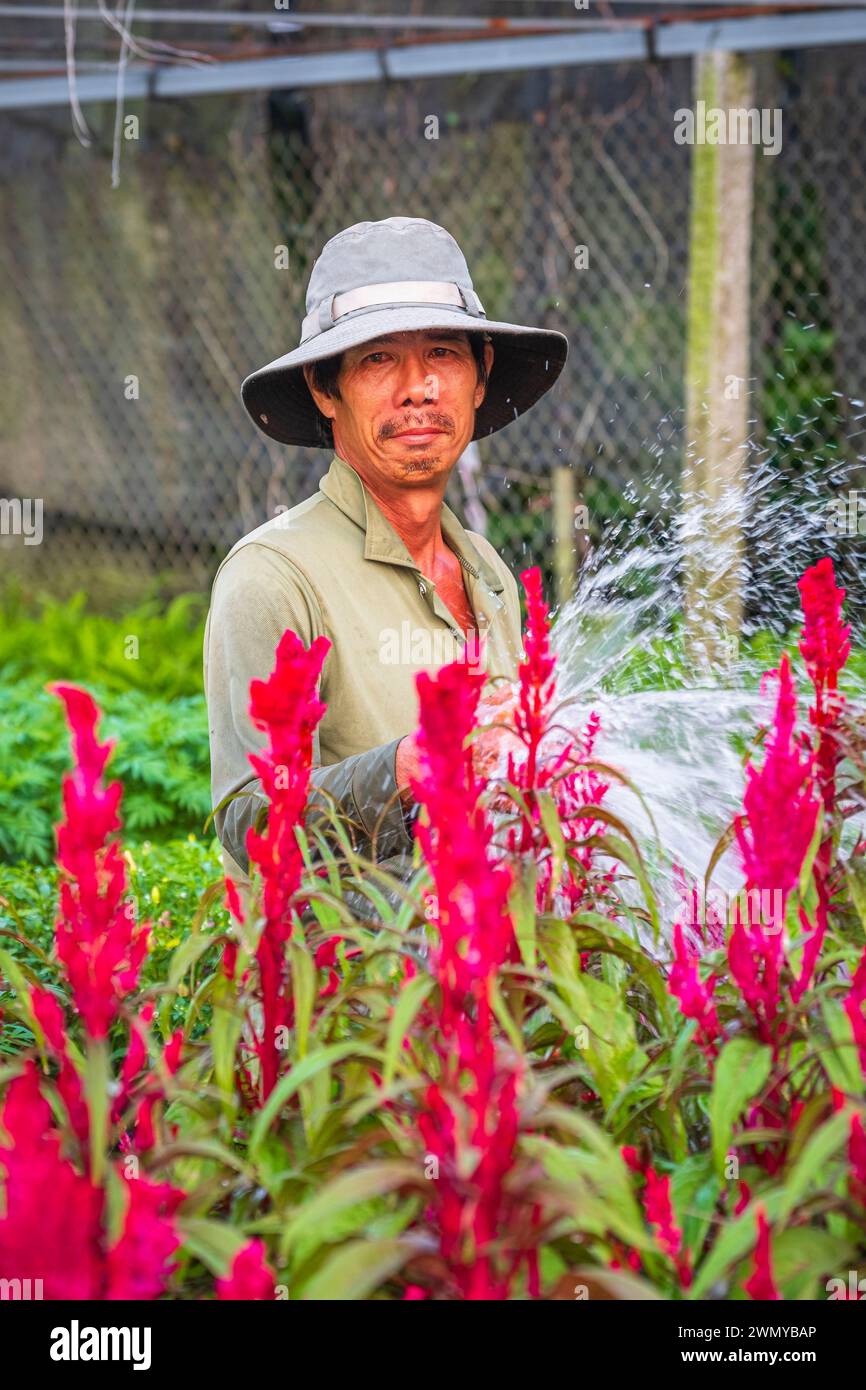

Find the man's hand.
xmin=396 ymin=682 xmax=521 ymax=810
xmin=473 ymin=681 xmax=521 ymax=780
xmin=395 ymin=733 xmax=421 ymax=809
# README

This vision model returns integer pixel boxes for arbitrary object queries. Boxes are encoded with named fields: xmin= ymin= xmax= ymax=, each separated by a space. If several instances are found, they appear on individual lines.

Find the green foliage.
xmin=0 ymin=836 xmax=227 ymax=1049
xmin=0 ymin=586 xmax=206 ymax=698
xmin=0 ymin=679 xmax=210 ymax=863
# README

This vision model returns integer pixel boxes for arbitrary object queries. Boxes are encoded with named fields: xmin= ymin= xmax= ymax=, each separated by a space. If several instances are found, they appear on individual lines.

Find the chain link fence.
xmin=0 ymin=45 xmax=864 ymax=604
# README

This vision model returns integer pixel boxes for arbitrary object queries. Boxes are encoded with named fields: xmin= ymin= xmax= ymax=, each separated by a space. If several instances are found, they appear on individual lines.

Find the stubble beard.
xmin=402 ymin=456 xmax=437 ymax=474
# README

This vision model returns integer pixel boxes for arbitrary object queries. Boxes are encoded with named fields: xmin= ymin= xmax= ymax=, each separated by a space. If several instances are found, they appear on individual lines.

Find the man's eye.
xmin=430 ymin=347 xmax=454 ymax=357
xmin=363 ymin=351 xmax=389 ymax=364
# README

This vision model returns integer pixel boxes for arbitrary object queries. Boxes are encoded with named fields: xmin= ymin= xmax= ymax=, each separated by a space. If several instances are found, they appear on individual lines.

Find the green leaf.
xmin=846 ymin=861 xmax=866 ymax=940
xmin=290 ymin=941 xmax=316 ymax=1061
xmin=382 ymin=971 xmax=434 ymax=1087
xmin=537 ymin=790 xmax=566 ymax=896
xmin=781 ymin=1108 xmax=850 ymax=1212
xmin=167 ymin=930 xmax=220 ymax=992
xmin=798 ymin=801 xmax=824 ymax=899
xmin=297 ymin=1236 xmax=416 ymax=1301
xmin=0 ymin=944 xmax=39 ymax=1021
xmin=84 ymin=1036 xmax=110 ymax=1186
xmin=820 ymin=1000 xmax=864 ymax=1094
xmin=210 ymin=978 xmax=244 ymax=1117
xmin=566 ymin=970 xmax=645 ymax=1110
xmin=509 ymin=861 xmax=537 ymax=969
xmin=570 ymin=912 xmax=672 ymax=1030
xmin=772 ymin=1227 xmax=853 ymax=1300
xmin=529 ymin=1105 xmax=650 ymax=1250
xmin=249 ymin=1041 xmax=380 ymax=1159
xmin=709 ymin=1037 xmax=772 ymax=1177
xmin=570 ymin=1265 xmax=664 ymax=1300
xmin=669 ymin=1152 xmax=720 ymax=1265
xmin=178 ymin=1217 xmax=248 ymax=1276
xmin=689 ymin=1191 xmax=786 ymax=1299
xmin=282 ymin=1161 xmax=419 ymax=1257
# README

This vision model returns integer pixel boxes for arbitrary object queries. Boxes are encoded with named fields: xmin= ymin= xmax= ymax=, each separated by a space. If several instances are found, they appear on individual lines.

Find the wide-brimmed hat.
xmin=240 ymin=216 xmax=568 ymax=448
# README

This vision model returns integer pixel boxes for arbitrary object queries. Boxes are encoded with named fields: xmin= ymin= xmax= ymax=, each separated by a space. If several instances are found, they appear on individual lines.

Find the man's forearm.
xmin=217 ymin=736 xmax=415 ymax=876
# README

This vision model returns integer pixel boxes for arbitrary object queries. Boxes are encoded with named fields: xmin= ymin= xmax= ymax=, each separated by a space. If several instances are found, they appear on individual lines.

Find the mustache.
xmin=377 ymin=412 xmax=454 ymax=442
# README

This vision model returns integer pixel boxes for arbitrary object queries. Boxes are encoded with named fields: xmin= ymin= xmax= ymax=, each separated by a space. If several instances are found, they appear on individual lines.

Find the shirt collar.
xmin=318 ymin=452 xmax=504 ymax=593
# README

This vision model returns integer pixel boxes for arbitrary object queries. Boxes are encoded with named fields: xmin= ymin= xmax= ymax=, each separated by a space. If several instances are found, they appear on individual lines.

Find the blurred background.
xmin=2 ymin=0 xmax=865 ymax=610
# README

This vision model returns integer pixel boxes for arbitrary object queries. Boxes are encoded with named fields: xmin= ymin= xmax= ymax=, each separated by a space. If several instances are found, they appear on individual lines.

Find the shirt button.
xmin=419 ymin=581 xmax=426 ymax=595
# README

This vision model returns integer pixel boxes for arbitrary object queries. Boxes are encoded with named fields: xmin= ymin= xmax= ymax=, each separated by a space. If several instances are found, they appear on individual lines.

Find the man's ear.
xmin=303 ymin=363 xmax=336 ymax=421
xmin=475 ymin=338 xmax=495 ymax=409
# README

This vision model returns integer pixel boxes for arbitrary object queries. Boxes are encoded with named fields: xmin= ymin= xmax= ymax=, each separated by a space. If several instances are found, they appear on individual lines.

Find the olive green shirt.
xmin=203 ymin=452 xmax=523 ymax=904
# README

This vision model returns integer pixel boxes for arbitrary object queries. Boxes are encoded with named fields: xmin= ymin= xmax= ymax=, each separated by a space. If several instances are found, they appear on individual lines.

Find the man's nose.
xmin=393 ymin=354 xmax=437 ymax=406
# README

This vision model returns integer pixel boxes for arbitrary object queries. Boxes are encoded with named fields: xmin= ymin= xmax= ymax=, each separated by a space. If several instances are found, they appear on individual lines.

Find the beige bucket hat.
xmin=240 ymin=215 xmax=568 ymax=448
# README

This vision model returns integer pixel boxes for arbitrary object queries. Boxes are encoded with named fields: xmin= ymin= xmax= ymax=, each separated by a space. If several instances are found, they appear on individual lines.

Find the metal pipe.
xmin=0 ymin=9 xmax=865 ymax=110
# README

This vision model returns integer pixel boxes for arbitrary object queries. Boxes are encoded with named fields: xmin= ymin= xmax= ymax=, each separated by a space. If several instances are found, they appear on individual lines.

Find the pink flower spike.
xmin=50 ymin=684 xmax=150 ymax=1040
xmin=843 ymin=948 xmax=866 ymax=1080
xmin=744 ymin=1206 xmax=780 ymax=1300
xmin=798 ymin=556 xmax=851 ymax=696
xmin=216 ymin=1238 xmax=278 ymax=1300
xmin=643 ymin=1166 xmax=691 ymax=1289
xmin=669 ymin=921 xmax=721 ymax=1055
xmin=244 ymin=629 xmax=330 ymax=1100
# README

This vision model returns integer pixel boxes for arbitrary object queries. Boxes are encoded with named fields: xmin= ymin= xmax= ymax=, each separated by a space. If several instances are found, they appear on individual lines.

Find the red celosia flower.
xmin=128 ymin=1033 xmax=184 ymax=1155
xmin=216 ymin=1238 xmax=277 ymax=1300
xmin=609 ymin=1239 xmax=643 ymax=1275
xmin=621 ymin=1145 xmax=643 ymax=1174
xmin=29 ymin=983 xmax=89 ymax=1146
xmin=798 ymin=556 xmax=851 ymax=708
xmin=744 ymin=1206 xmax=780 ymax=1300
xmin=244 ymin=629 xmax=329 ymax=1099
xmin=735 ymin=653 xmax=820 ymax=912
xmin=501 ymin=569 xmax=613 ymax=917
xmin=246 ymin=630 xmax=329 ymax=927
xmin=50 ymin=684 xmax=150 ymax=1040
xmin=672 ymin=863 xmax=726 ymax=953
xmin=105 ymin=1175 xmax=185 ymax=1299
xmin=0 ymin=1061 xmax=183 ymax=1299
xmin=643 ymin=1164 xmax=691 ymax=1289
xmin=734 ymin=1180 xmax=752 ymax=1216
xmin=411 ymin=660 xmax=514 ymax=1034
xmin=314 ymin=935 xmax=342 ymax=998
xmin=796 ymin=558 xmax=850 ymax=975
xmin=668 ymin=921 xmax=721 ymax=1056
xmin=617 ymin=1151 xmax=691 ymax=1289
xmin=222 ymin=939 xmax=239 ymax=982
xmin=513 ymin=565 xmax=558 ymax=794
xmin=843 ymin=948 xmax=866 ymax=1080
xmin=113 ymin=1000 xmax=156 ymax=1130
xmin=729 ymin=654 xmax=820 ymax=1044
xmin=108 ymin=1000 xmax=184 ymax=1154
xmin=409 ymin=657 xmax=525 ymax=1299
xmin=224 ymin=877 xmax=245 ymax=924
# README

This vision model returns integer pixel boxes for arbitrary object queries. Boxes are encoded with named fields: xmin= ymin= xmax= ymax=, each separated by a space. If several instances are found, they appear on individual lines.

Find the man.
xmin=204 ymin=216 xmax=567 ymax=904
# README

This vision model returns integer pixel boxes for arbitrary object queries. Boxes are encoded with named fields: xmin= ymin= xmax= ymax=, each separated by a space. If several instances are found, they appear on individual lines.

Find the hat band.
xmin=300 ymin=279 xmax=486 ymax=344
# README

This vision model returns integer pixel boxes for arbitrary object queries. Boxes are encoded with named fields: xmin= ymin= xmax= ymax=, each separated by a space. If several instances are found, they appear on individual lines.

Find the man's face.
xmin=304 ymin=328 xmax=494 ymax=488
